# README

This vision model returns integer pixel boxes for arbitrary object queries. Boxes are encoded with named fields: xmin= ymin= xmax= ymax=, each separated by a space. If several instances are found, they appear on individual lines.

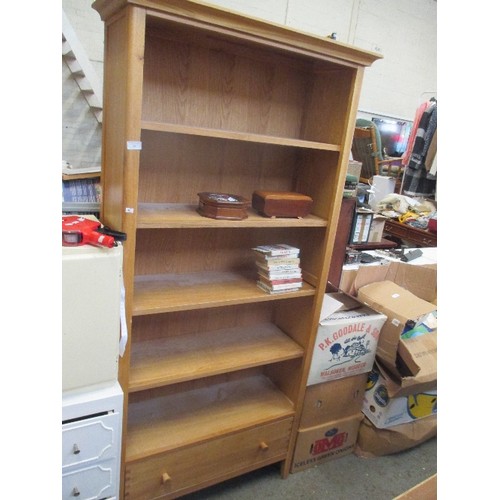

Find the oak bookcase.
xmin=92 ymin=1 xmax=380 ymax=497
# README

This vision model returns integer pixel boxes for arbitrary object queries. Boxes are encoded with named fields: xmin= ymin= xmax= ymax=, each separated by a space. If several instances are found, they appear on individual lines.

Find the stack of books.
xmin=253 ymin=244 xmax=302 ymax=294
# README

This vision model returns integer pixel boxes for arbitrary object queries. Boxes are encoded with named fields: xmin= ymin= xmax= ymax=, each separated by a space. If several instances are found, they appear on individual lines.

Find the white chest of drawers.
xmin=62 ymin=383 xmax=123 ymax=500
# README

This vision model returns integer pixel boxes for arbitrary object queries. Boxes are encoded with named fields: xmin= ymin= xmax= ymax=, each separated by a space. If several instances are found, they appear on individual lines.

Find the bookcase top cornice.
xmin=92 ymin=0 xmax=382 ymax=67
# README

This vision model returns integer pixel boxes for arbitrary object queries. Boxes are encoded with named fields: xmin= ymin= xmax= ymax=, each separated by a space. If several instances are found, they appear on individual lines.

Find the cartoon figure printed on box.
xmin=326 ymin=333 xmax=371 ymax=369
xmin=366 ymin=370 xmax=437 ymax=420
xmin=407 ymin=393 xmax=437 ymax=419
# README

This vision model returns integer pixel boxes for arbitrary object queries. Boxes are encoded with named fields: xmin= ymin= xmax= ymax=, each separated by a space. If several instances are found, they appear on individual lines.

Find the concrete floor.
xmin=181 ymin=437 xmax=437 ymax=499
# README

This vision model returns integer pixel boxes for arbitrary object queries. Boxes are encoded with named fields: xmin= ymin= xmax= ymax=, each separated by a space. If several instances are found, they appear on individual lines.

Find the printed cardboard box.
xmin=291 ymin=413 xmax=363 ymax=473
xmin=357 ymin=280 xmax=437 ymax=379
xmin=300 ymin=373 xmax=368 ymax=428
xmin=307 ymin=292 xmax=387 ymax=386
xmin=362 ymin=366 xmax=437 ymax=429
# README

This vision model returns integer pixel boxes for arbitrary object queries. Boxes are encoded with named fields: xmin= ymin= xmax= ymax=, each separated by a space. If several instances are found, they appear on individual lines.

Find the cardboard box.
xmin=340 ymin=255 xmax=437 ymax=298
xmin=354 ymin=414 xmax=437 ymax=458
xmin=349 ymin=209 xmax=374 ymax=244
xmin=351 ymin=261 xmax=437 ymax=304
xmin=307 ymin=292 xmax=387 ymax=385
xmin=357 ymin=280 xmax=436 ymax=379
xmin=367 ymin=214 xmax=388 ymax=243
xmin=291 ymin=413 xmax=363 ymax=473
xmin=300 ymin=373 xmax=368 ymax=428
xmin=362 ymin=366 xmax=437 ymax=429
xmin=349 ymin=262 xmax=437 ymax=383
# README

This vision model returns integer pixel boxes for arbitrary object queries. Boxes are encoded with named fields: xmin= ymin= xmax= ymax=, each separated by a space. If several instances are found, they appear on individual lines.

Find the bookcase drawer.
xmin=125 ymin=418 xmax=293 ymax=499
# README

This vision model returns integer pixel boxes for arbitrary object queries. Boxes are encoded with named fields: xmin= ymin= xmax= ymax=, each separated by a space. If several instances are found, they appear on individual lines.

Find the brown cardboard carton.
xmin=376 ymin=356 xmax=437 ymax=398
xmin=354 ymin=414 xmax=437 ymax=458
xmin=300 ymin=373 xmax=368 ymax=428
xmin=351 ymin=261 xmax=437 ymax=303
xmin=368 ymin=214 xmax=388 ymax=243
xmin=397 ymin=331 xmax=437 ymax=385
xmin=291 ymin=413 xmax=363 ymax=473
xmin=357 ymin=280 xmax=436 ymax=379
xmin=394 ymin=474 xmax=437 ymax=500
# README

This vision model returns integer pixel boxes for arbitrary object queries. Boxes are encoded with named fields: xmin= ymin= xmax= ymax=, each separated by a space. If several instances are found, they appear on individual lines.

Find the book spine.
xmin=255 ymin=256 xmax=300 ymax=265
xmin=253 ymin=244 xmax=300 ymax=257
xmin=62 ymin=178 xmax=100 ymax=203
xmin=259 ymin=279 xmax=302 ymax=287
xmin=258 ymin=272 xmax=302 ymax=280
xmin=256 ymin=282 xmax=301 ymax=294
xmin=257 ymin=280 xmax=303 ymax=291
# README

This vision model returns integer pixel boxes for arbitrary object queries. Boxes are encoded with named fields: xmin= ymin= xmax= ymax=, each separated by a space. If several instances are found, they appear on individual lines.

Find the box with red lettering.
xmin=307 ymin=292 xmax=387 ymax=385
xmin=291 ymin=413 xmax=364 ymax=473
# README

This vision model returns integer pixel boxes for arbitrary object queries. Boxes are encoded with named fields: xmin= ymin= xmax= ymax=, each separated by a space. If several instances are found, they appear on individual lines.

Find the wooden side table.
xmin=383 ymin=219 xmax=437 ymax=247
xmin=350 ymin=238 xmax=398 ymax=251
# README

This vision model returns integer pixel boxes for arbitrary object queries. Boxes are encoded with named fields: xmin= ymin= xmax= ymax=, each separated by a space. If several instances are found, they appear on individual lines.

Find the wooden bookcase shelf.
xmin=126 ymin=374 xmax=295 ymax=462
xmin=93 ymin=0 xmax=380 ymax=497
xmin=128 ymin=322 xmax=304 ymax=391
xmin=137 ymin=203 xmax=328 ymax=229
xmin=141 ymin=121 xmax=342 ymax=152
xmin=133 ymin=271 xmax=316 ymax=315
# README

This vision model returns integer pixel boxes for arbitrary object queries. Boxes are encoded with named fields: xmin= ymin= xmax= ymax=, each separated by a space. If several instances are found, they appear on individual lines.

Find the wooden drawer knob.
xmin=162 ymin=472 xmax=171 ymax=484
xmin=259 ymin=442 xmax=269 ymax=451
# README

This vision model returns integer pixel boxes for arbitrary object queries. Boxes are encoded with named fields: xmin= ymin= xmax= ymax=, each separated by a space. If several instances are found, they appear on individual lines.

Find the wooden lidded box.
xmin=252 ymin=191 xmax=313 ymax=218
xmin=198 ymin=192 xmax=250 ymax=220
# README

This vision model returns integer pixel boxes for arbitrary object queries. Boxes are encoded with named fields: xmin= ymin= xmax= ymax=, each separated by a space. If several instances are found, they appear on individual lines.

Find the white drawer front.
xmin=62 ymin=412 xmax=120 ymax=469
xmin=62 ymin=459 xmax=117 ymax=500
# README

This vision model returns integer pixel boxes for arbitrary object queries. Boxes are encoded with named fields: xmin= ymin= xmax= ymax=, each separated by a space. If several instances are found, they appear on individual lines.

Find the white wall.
xmin=62 ymin=0 xmax=436 ymax=166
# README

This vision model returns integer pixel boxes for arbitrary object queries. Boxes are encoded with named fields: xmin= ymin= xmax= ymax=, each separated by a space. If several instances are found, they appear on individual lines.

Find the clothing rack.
xmin=399 ymin=93 xmax=438 ymax=196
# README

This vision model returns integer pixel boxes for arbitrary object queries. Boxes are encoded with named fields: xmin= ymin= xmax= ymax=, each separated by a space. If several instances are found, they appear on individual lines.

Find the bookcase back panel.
xmin=141 ymin=25 xmax=352 ymax=144
xmin=132 ymin=302 xmax=276 ymax=342
xmin=134 ymin=227 xmax=325 ymax=277
xmin=127 ymin=367 xmax=277 ymax=404
xmin=142 ymin=33 xmax=306 ymax=137
xmin=138 ymin=131 xmax=300 ymax=203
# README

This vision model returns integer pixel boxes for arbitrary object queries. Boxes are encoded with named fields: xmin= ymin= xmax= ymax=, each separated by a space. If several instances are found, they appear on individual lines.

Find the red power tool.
xmin=62 ymin=216 xmax=126 ymax=248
